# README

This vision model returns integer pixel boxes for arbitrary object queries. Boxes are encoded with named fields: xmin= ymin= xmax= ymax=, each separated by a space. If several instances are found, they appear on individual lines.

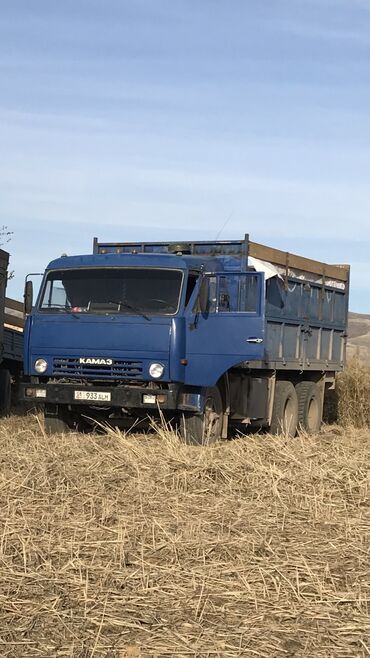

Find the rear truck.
xmin=20 ymin=236 xmax=349 ymax=443
xmin=0 ymin=249 xmax=24 ymax=414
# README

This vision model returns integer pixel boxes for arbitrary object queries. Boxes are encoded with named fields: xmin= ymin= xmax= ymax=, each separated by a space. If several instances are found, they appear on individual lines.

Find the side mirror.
xmin=198 ymin=277 xmax=209 ymax=315
xmin=24 ymin=280 xmax=33 ymax=315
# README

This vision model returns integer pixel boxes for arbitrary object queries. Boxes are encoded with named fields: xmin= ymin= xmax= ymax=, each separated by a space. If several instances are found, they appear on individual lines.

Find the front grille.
xmin=53 ymin=357 xmax=143 ymax=380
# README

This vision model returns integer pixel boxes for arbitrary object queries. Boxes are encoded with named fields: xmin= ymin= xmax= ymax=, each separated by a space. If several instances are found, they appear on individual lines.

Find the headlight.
xmin=34 ymin=358 xmax=48 ymax=374
xmin=149 ymin=362 xmax=164 ymax=379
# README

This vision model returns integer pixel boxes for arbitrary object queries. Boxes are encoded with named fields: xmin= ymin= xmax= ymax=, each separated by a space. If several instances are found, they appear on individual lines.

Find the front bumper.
xmin=19 ymin=382 xmax=204 ymax=412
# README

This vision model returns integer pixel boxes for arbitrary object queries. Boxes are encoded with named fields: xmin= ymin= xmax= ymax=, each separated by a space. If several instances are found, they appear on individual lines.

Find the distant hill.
xmin=347 ymin=312 xmax=370 ymax=363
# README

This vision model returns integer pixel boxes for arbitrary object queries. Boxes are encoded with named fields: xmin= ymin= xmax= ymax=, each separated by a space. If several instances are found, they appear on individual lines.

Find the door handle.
xmin=246 ymin=337 xmax=263 ymax=344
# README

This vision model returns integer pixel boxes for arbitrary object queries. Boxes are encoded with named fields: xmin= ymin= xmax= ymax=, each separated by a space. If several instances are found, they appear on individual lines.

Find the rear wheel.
xmin=270 ymin=381 xmax=298 ymax=437
xmin=44 ymin=405 xmax=73 ymax=434
xmin=323 ymin=388 xmax=338 ymax=424
xmin=296 ymin=381 xmax=322 ymax=434
xmin=0 ymin=369 xmax=11 ymax=417
xmin=180 ymin=386 xmax=223 ymax=445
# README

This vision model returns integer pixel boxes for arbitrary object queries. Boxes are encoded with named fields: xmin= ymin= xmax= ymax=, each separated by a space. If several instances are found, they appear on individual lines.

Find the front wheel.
xmin=180 ymin=386 xmax=223 ymax=445
xmin=44 ymin=405 xmax=73 ymax=435
xmin=0 ymin=369 xmax=11 ymax=417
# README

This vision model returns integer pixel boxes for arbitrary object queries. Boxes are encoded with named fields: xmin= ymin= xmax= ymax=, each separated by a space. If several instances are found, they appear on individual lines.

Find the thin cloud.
xmin=1 ymin=0 xmax=369 ymax=312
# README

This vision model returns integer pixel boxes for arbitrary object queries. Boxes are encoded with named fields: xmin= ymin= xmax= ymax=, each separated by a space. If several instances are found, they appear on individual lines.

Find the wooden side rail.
xmin=5 ymin=297 xmax=24 ymax=329
xmin=249 ymin=241 xmax=350 ymax=283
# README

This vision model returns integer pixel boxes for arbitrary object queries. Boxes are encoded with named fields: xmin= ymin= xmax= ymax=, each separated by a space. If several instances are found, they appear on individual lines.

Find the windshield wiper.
xmin=109 ymin=300 xmax=151 ymax=321
xmin=40 ymin=304 xmax=80 ymax=318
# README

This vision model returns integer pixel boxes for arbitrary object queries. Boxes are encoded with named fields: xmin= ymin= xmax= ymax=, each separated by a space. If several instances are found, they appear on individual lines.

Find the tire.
xmin=44 ymin=406 xmax=72 ymax=434
xmin=0 ymin=369 xmax=11 ymax=417
xmin=323 ymin=388 xmax=338 ymax=425
xmin=180 ymin=386 xmax=223 ymax=445
xmin=296 ymin=381 xmax=322 ymax=434
xmin=270 ymin=381 xmax=298 ymax=437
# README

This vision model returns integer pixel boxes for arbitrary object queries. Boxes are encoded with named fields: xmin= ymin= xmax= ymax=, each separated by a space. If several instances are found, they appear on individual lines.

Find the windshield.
xmin=39 ymin=268 xmax=183 ymax=316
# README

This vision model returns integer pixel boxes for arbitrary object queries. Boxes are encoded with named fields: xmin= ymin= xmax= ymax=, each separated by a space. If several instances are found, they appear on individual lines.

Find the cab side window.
xmin=185 ymin=273 xmax=198 ymax=307
xmin=239 ymin=275 xmax=258 ymax=312
xmin=218 ymin=276 xmax=232 ymax=311
xmin=208 ymin=274 xmax=260 ymax=313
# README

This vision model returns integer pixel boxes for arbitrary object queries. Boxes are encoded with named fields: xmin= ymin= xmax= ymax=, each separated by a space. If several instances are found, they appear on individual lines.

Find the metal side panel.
xmin=3 ymin=328 xmax=24 ymax=362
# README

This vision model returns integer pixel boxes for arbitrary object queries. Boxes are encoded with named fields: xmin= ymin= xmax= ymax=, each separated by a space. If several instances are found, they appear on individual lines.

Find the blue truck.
xmin=0 ymin=249 xmax=24 ymax=413
xmin=21 ymin=236 xmax=350 ymax=443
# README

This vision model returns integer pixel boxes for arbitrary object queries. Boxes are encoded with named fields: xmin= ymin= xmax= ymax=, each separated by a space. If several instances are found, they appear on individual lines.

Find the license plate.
xmin=74 ymin=390 xmax=111 ymax=402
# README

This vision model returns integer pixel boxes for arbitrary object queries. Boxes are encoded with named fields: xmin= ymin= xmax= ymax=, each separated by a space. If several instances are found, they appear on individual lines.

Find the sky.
xmin=1 ymin=0 xmax=369 ymax=311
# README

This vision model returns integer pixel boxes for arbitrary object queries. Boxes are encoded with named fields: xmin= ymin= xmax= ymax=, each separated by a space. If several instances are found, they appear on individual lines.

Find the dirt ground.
xmin=0 ymin=415 xmax=368 ymax=657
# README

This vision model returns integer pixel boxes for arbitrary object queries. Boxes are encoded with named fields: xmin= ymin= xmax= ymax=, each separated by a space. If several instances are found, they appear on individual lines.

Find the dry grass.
xmin=0 ymin=413 xmax=368 ymax=657
xmin=337 ymin=360 xmax=370 ymax=428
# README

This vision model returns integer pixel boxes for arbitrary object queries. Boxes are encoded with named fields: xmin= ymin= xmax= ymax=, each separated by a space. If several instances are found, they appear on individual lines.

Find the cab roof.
xmin=46 ymin=252 xmax=239 ymax=272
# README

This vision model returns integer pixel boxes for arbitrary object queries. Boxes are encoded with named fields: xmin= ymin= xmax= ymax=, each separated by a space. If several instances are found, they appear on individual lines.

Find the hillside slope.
xmin=347 ymin=312 xmax=370 ymax=363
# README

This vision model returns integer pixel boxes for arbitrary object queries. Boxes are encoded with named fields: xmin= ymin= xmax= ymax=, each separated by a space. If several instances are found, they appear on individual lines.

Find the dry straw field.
xmin=0 ymin=363 xmax=369 ymax=657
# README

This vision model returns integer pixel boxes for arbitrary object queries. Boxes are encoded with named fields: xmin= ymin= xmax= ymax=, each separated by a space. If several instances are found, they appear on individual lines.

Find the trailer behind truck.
xmin=0 ymin=249 xmax=24 ymax=413
xmin=21 ymin=235 xmax=349 ymax=443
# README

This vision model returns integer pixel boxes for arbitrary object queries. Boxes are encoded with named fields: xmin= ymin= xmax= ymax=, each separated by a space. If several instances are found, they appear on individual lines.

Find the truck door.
xmin=185 ymin=272 xmax=265 ymax=387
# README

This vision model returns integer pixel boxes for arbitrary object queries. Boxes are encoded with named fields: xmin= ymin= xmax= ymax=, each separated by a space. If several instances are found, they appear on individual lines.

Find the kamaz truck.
xmin=20 ymin=236 xmax=350 ymax=443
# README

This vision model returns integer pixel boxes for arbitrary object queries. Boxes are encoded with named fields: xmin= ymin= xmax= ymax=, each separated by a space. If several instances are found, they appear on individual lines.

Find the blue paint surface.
xmin=26 ymin=239 xmax=349 ymax=388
